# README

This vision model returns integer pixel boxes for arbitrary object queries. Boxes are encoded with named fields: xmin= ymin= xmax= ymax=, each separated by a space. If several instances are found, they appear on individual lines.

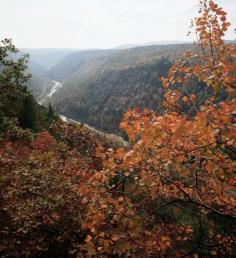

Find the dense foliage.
xmin=0 ymin=1 xmax=235 ymax=257
xmin=0 ymin=122 xmax=103 ymax=257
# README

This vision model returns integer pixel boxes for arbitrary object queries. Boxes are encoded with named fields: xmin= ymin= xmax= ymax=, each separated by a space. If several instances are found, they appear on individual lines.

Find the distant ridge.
xmin=114 ymin=40 xmax=191 ymax=49
xmin=114 ymin=39 xmax=236 ymax=50
xmin=20 ymin=48 xmax=78 ymax=70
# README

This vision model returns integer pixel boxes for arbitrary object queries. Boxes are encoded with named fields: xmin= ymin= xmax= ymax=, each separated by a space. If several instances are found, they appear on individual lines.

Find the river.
xmin=39 ymin=80 xmax=129 ymax=148
xmin=47 ymin=80 xmax=62 ymax=97
xmin=38 ymin=80 xmax=62 ymax=105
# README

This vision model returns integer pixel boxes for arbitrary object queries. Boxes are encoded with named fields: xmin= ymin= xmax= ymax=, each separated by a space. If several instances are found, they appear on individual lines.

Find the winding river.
xmin=40 ymin=80 xmax=129 ymax=147
xmin=39 ymin=80 xmax=62 ymax=105
xmin=47 ymin=80 xmax=63 ymax=97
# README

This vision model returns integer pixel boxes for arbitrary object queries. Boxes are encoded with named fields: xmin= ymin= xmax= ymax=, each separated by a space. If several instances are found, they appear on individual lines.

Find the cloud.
xmin=0 ymin=0 xmax=235 ymax=48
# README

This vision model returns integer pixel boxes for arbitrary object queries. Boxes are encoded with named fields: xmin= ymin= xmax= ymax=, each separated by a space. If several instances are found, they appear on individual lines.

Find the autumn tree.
xmin=0 ymin=121 xmax=103 ymax=257
xmin=77 ymin=1 xmax=236 ymax=256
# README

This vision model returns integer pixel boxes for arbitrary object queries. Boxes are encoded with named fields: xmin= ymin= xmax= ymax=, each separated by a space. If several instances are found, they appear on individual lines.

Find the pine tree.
xmin=18 ymin=93 xmax=37 ymax=130
xmin=47 ymin=102 xmax=55 ymax=119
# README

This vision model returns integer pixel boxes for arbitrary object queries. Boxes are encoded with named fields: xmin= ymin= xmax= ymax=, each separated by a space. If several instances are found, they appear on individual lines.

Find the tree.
xmin=0 ymin=38 xmax=57 ymax=133
xmin=0 ymin=38 xmax=31 ymax=132
xmin=47 ymin=103 xmax=54 ymax=119
xmin=18 ymin=93 xmax=37 ymax=130
xmin=77 ymin=1 xmax=236 ymax=256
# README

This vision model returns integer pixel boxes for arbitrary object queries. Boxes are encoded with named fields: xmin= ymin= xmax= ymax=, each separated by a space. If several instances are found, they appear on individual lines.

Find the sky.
xmin=0 ymin=0 xmax=235 ymax=49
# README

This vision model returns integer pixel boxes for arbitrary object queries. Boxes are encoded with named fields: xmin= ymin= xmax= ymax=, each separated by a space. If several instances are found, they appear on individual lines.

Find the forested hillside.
xmin=27 ymin=75 xmax=54 ymax=102
xmin=48 ymin=44 xmax=195 ymax=133
xmin=46 ymin=44 xmax=191 ymax=82
xmin=52 ymin=58 xmax=172 ymax=133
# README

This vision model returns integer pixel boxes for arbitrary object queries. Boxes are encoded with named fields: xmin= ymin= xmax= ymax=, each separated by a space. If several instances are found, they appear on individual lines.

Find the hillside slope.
xmin=48 ymin=44 xmax=193 ymax=133
xmin=21 ymin=48 xmax=78 ymax=70
xmin=52 ymin=58 xmax=172 ymax=133
xmin=47 ymin=44 xmax=192 ymax=82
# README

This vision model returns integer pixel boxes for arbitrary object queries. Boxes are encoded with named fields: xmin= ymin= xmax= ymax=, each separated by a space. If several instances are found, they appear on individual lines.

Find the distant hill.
xmin=27 ymin=59 xmax=47 ymax=77
xmin=114 ymin=40 xmax=190 ymax=49
xmin=46 ymin=49 xmax=117 ymax=82
xmin=20 ymin=48 xmax=78 ymax=70
xmin=46 ymin=44 xmax=192 ymax=83
xmin=114 ymin=44 xmax=141 ymax=49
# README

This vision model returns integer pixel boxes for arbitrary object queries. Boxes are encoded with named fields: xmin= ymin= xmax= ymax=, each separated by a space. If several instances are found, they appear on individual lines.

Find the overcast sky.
xmin=0 ymin=0 xmax=235 ymax=49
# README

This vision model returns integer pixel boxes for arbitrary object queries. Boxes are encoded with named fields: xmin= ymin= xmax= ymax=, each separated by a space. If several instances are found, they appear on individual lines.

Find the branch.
xmin=154 ymin=169 xmax=236 ymax=220
xmin=107 ymin=176 xmax=129 ymax=193
xmin=164 ymin=98 xmax=191 ymax=115
xmin=160 ymin=143 xmax=214 ymax=165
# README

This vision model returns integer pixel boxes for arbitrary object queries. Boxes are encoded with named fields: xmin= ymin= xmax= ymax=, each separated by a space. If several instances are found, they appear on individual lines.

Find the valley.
xmin=35 ymin=78 xmax=129 ymax=147
xmin=25 ymin=43 xmax=194 ymax=134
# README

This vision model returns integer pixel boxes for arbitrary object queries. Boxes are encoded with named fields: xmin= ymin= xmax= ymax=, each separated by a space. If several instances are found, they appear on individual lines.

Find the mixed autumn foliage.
xmin=0 ymin=0 xmax=236 ymax=257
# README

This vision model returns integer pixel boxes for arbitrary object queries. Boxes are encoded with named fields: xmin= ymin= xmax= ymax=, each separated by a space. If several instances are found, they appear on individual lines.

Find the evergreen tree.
xmin=18 ymin=93 xmax=37 ymax=130
xmin=47 ymin=102 xmax=55 ymax=119
xmin=0 ymin=38 xmax=30 ymax=131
